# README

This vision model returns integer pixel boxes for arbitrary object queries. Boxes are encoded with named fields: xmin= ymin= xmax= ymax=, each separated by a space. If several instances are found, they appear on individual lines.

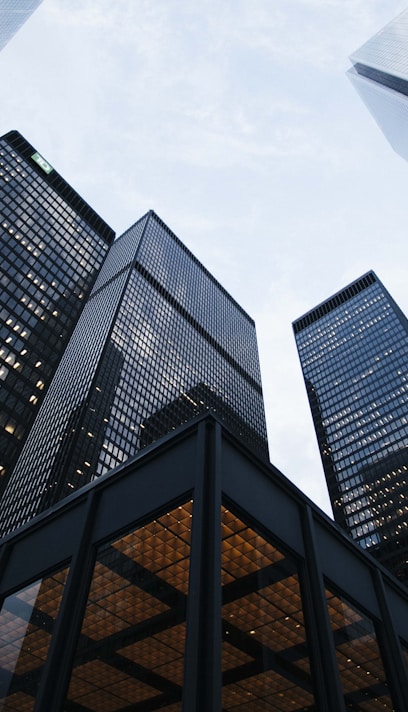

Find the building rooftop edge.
xmin=292 ymin=270 xmax=379 ymax=333
xmin=116 ymin=210 xmax=257 ymax=327
xmin=348 ymin=7 xmax=408 ymax=76
xmin=1 ymin=411 xmax=407 ymax=597
xmin=2 ymin=130 xmax=115 ymax=244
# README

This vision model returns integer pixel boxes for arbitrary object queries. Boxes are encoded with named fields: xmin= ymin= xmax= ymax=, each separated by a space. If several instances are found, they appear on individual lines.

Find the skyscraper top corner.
xmin=0 ymin=0 xmax=44 ymax=52
xmin=349 ymin=8 xmax=408 ymax=80
xmin=0 ymin=129 xmax=116 ymax=496
xmin=0 ymin=206 xmax=268 ymax=533
xmin=1 ymin=130 xmax=115 ymax=243
xmin=292 ymin=270 xmax=378 ymax=334
xmin=120 ymin=208 xmax=257 ymax=327
xmin=293 ymin=270 xmax=408 ymax=585
xmin=348 ymin=9 xmax=408 ymax=162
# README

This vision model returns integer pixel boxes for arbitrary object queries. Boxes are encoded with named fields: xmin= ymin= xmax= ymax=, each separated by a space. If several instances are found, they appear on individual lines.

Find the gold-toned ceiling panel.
xmin=221 ymin=505 xmax=315 ymax=710
xmin=65 ymin=501 xmax=192 ymax=710
xmin=326 ymin=587 xmax=394 ymax=710
xmin=0 ymin=566 xmax=70 ymax=711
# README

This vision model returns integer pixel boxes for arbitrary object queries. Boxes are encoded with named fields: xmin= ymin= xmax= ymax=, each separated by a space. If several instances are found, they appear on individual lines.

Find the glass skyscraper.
xmin=0 ymin=130 xmax=114 ymax=496
xmin=0 ymin=210 xmax=268 ymax=534
xmin=0 ymin=0 xmax=43 ymax=51
xmin=293 ymin=271 xmax=408 ymax=585
xmin=348 ymin=9 xmax=408 ymax=162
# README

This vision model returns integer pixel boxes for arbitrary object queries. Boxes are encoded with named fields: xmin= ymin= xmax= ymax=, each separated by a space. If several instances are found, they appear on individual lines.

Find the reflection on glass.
xmin=0 ymin=567 xmax=69 ymax=710
xmin=64 ymin=500 xmax=193 ymax=711
xmin=401 ymin=642 xmax=408 ymax=679
xmin=326 ymin=588 xmax=394 ymax=710
xmin=221 ymin=505 xmax=316 ymax=710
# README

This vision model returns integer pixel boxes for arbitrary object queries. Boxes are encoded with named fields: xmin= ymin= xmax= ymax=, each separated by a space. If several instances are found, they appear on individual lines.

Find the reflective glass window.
xmin=64 ymin=499 xmax=193 ymax=711
xmin=221 ymin=505 xmax=316 ymax=710
xmin=0 ymin=566 xmax=69 ymax=710
xmin=325 ymin=587 xmax=394 ymax=709
xmin=401 ymin=641 xmax=408 ymax=678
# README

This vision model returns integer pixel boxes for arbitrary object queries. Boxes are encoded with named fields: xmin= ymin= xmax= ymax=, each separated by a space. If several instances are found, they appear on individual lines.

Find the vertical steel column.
xmin=372 ymin=568 xmax=408 ymax=711
xmin=183 ymin=419 xmax=222 ymax=712
xmin=0 ymin=540 xmax=12 ymax=595
xmin=34 ymin=490 xmax=100 ymax=712
xmin=301 ymin=505 xmax=347 ymax=712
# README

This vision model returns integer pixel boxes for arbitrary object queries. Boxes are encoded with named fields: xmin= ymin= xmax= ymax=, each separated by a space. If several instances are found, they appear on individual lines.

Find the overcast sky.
xmin=2 ymin=0 xmax=408 ymax=515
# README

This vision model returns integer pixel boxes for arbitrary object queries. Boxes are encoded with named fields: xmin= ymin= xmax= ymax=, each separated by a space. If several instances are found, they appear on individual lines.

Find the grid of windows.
xmin=92 ymin=269 xmax=265 ymax=481
xmin=294 ymin=272 xmax=408 ymax=585
xmin=136 ymin=215 xmax=262 ymax=383
xmin=349 ymin=8 xmax=408 ymax=81
xmin=0 ymin=131 xmax=113 ymax=494
xmin=0 ymin=211 xmax=268 ymax=533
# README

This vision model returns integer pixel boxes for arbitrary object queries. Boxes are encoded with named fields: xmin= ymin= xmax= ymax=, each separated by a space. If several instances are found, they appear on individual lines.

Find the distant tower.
xmin=0 ymin=210 xmax=268 ymax=534
xmin=0 ymin=0 xmax=43 ymax=51
xmin=0 ymin=131 xmax=114 ymax=494
xmin=293 ymin=271 xmax=408 ymax=585
xmin=348 ymin=9 xmax=408 ymax=161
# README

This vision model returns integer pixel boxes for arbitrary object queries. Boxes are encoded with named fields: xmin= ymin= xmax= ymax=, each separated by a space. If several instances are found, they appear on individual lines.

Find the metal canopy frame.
xmin=0 ymin=415 xmax=407 ymax=711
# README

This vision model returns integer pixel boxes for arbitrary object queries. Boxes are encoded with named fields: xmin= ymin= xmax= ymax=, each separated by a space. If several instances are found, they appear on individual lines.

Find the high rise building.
xmin=348 ymin=9 xmax=408 ymax=162
xmin=0 ymin=130 xmax=114 ymax=496
xmin=0 ymin=210 xmax=268 ymax=534
xmin=293 ymin=271 xmax=408 ymax=585
xmin=0 ymin=0 xmax=43 ymax=51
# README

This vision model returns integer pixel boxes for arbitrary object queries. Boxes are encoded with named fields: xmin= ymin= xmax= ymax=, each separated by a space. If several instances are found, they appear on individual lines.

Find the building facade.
xmin=0 ymin=0 xmax=43 ymax=51
xmin=348 ymin=9 xmax=408 ymax=162
xmin=293 ymin=271 xmax=408 ymax=585
xmin=0 ymin=130 xmax=114 ymax=496
xmin=0 ymin=210 xmax=268 ymax=534
xmin=0 ymin=416 xmax=407 ymax=712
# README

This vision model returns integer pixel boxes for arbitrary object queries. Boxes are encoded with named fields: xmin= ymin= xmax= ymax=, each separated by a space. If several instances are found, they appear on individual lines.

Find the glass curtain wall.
xmin=325 ymin=587 xmax=394 ymax=710
xmin=64 ymin=500 xmax=193 ymax=711
xmin=0 ymin=566 xmax=70 ymax=710
xmin=55 ymin=496 xmax=407 ymax=710
xmin=221 ymin=504 xmax=316 ymax=711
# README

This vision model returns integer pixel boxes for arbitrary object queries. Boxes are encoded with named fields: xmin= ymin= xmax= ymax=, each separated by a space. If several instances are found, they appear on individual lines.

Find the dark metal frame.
xmin=0 ymin=414 xmax=408 ymax=711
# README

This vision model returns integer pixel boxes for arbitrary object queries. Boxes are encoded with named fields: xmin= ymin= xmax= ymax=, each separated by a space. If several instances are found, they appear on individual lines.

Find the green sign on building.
xmin=31 ymin=152 xmax=53 ymax=175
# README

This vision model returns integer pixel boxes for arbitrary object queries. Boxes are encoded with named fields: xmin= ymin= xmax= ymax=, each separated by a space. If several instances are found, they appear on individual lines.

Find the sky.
xmin=1 ymin=0 xmax=408 ymax=515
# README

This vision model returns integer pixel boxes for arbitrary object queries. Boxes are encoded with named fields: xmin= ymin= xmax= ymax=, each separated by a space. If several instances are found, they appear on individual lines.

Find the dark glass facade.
xmin=293 ymin=271 xmax=408 ymax=585
xmin=0 ymin=211 xmax=268 ymax=534
xmin=0 ymin=416 xmax=407 ymax=711
xmin=0 ymin=566 xmax=70 ymax=707
xmin=0 ymin=131 xmax=114 ymax=496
